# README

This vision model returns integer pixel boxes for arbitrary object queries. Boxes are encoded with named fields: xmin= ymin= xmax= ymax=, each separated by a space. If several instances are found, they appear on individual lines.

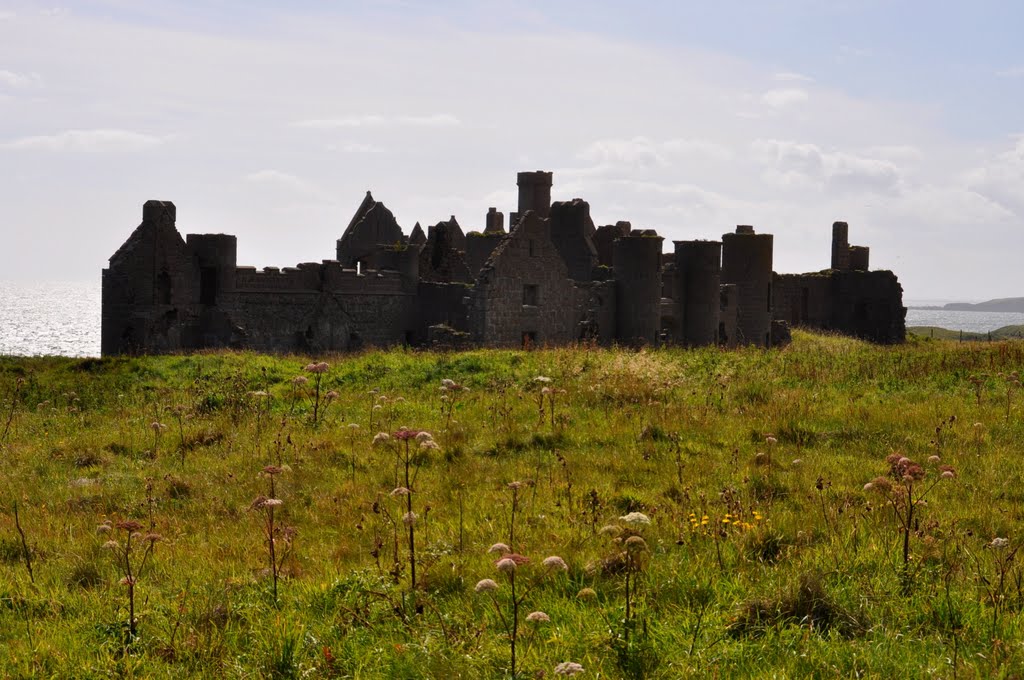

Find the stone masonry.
xmin=101 ymin=171 xmax=907 ymax=355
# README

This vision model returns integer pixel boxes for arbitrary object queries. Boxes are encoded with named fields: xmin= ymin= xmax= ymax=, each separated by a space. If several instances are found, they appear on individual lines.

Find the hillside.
xmin=3 ymin=332 xmax=1024 ymax=677
xmin=913 ymin=297 xmax=1024 ymax=312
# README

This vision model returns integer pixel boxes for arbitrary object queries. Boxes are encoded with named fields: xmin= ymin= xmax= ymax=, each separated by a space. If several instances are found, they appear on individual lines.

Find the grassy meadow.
xmin=3 ymin=331 xmax=1024 ymax=678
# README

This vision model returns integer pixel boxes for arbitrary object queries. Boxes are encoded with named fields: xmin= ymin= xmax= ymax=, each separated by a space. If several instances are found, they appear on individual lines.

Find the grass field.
xmin=3 ymin=331 xmax=1024 ymax=678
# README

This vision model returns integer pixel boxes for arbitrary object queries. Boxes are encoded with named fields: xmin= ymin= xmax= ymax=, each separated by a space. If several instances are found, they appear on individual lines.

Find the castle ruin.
xmin=101 ymin=171 xmax=906 ymax=355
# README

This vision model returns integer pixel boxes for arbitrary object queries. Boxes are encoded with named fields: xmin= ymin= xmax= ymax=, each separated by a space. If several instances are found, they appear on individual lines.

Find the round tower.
xmin=673 ymin=240 xmax=721 ymax=346
xmin=613 ymin=230 xmax=663 ymax=346
xmin=517 ymin=171 xmax=553 ymax=219
xmin=721 ymin=225 xmax=773 ymax=347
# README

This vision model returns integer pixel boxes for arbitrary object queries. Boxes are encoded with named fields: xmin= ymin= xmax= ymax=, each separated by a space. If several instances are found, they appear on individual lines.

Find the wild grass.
xmin=2 ymin=331 xmax=1024 ymax=677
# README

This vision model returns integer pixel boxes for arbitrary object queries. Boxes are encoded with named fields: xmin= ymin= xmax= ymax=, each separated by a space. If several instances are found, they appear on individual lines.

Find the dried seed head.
xmin=487 ymin=542 xmax=511 ymax=554
xmin=543 ymin=555 xmax=569 ymax=571
xmin=526 ymin=611 xmax=550 ymax=623
xmin=474 ymin=578 xmax=498 ymax=593
xmin=495 ymin=558 xmax=517 ymax=574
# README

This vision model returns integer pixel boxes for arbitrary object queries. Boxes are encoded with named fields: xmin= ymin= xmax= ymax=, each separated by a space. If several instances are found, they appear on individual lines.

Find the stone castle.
xmin=101 ymin=170 xmax=906 ymax=356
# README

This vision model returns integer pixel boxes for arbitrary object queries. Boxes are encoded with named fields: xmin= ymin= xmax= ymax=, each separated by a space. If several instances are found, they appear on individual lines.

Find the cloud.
xmin=244 ymin=169 xmax=332 ymax=202
xmin=761 ymin=88 xmax=809 ymax=109
xmin=0 ymin=69 xmax=41 ymax=88
xmin=3 ymin=129 xmax=166 ymax=152
xmin=966 ymin=136 xmax=1024 ymax=215
xmin=772 ymin=72 xmax=813 ymax=83
xmin=996 ymin=66 xmax=1024 ymax=78
xmin=575 ymin=136 xmax=734 ymax=174
xmin=291 ymin=114 xmax=461 ymax=129
xmin=326 ymin=142 xmax=386 ymax=154
xmin=753 ymin=139 xmax=904 ymax=195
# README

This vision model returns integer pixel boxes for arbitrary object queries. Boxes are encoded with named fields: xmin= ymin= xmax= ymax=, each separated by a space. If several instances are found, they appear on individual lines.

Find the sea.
xmin=0 ymin=282 xmax=1022 ymax=358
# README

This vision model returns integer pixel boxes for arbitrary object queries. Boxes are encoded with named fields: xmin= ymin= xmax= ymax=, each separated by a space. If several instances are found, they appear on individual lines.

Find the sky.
xmin=1 ymin=0 xmax=1023 ymax=301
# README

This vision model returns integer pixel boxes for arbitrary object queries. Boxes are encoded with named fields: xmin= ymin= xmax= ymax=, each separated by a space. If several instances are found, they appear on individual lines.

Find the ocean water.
xmin=905 ymin=309 xmax=1024 ymax=334
xmin=0 ymin=282 xmax=1021 ymax=357
xmin=0 ymin=281 xmax=101 ymax=357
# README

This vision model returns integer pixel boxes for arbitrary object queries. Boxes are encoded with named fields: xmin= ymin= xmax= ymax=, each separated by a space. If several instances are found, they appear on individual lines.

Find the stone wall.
xmin=468 ymin=211 xmax=580 ymax=347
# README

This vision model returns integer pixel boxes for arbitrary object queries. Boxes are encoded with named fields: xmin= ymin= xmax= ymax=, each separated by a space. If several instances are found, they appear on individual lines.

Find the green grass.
xmin=909 ymin=324 xmax=1024 ymax=341
xmin=2 ymin=331 xmax=1024 ymax=678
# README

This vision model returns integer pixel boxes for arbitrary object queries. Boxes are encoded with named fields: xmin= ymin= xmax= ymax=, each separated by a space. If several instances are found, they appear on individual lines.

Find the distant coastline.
xmin=908 ymin=297 xmax=1024 ymax=313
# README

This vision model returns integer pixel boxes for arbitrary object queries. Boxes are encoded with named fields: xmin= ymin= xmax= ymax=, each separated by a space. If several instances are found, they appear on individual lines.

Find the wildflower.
xmin=534 ymin=376 xmax=553 ymax=384
xmin=249 ymin=495 xmax=269 ymax=511
xmin=488 ymin=542 xmax=512 ymax=554
xmin=577 ymin=587 xmax=597 ymax=600
xmin=119 ymin=576 xmax=137 ymax=586
xmin=392 ymin=428 xmax=424 ymax=441
xmin=941 ymin=470 xmax=955 ymax=479
xmin=928 ymin=455 xmax=941 ymax=463
xmin=150 ymin=421 xmax=167 ymax=432
xmin=305 ymin=362 xmax=330 ymax=373
xmin=143 ymin=533 xmax=163 ymax=543
xmin=291 ymin=376 xmax=309 ymax=386
xmin=96 ymin=523 xmax=112 ymax=534
xmin=526 ymin=611 xmax=550 ymax=623
xmin=263 ymin=465 xmax=284 ymax=476
xmin=249 ymin=390 xmax=269 ymax=398
xmin=599 ymin=524 xmax=622 ymax=536
xmin=475 ymin=578 xmax=499 ymax=593
xmin=554 ymin=661 xmax=585 ymax=676
xmin=415 ymin=431 xmax=434 ymax=443
xmin=102 ymin=540 xmax=120 ymax=550
xmin=543 ymin=555 xmax=569 ymax=571
xmin=865 ymin=476 xmax=892 ymax=493
xmin=500 ymin=553 xmax=530 ymax=566
xmin=390 ymin=487 xmax=411 ymax=497
xmin=991 ymin=537 xmax=1010 ymax=549
xmin=441 ymin=378 xmax=456 ymax=388
xmin=420 ymin=439 xmax=440 ymax=450
xmin=116 ymin=520 xmax=144 ymax=532
xmin=619 ymin=512 xmax=651 ymax=526
xmin=326 ymin=390 xmax=339 ymax=400
xmin=402 ymin=511 xmax=418 ymax=527
xmin=372 ymin=432 xmax=390 ymax=445
xmin=765 ymin=435 xmax=777 ymax=445
xmin=263 ymin=498 xmax=284 ymax=507
xmin=507 ymin=480 xmax=524 ymax=490
xmin=496 ymin=558 xmax=518 ymax=573
xmin=348 ymin=423 xmax=360 ymax=430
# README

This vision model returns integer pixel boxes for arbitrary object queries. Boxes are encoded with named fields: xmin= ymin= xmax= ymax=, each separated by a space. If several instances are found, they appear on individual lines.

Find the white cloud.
xmin=244 ymin=170 xmax=332 ymax=202
xmin=3 ymin=129 xmax=166 ymax=152
xmin=326 ymin=142 xmax=386 ymax=154
xmin=773 ymin=71 xmax=813 ymax=83
xmin=996 ymin=66 xmax=1024 ymax=78
xmin=575 ymin=136 xmax=734 ymax=175
xmin=966 ymin=136 xmax=1024 ymax=215
xmin=291 ymin=114 xmax=461 ymax=129
xmin=761 ymin=88 xmax=809 ymax=109
xmin=753 ymin=139 xmax=904 ymax=196
xmin=0 ymin=69 xmax=41 ymax=88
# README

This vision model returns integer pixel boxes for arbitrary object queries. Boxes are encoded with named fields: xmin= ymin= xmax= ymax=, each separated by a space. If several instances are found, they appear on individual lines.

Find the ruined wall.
xmin=549 ymin=199 xmax=598 ymax=282
xmin=719 ymin=284 xmax=739 ymax=348
xmin=721 ymin=225 xmax=773 ymax=347
xmin=419 ymin=219 xmax=471 ymax=283
xmin=465 ymin=232 xmax=505 ymax=277
xmin=773 ymin=270 xmax=906 ymax=343
xmin=468 ymin=212 xmax=580 ymax=347
xmin=485 ymin=208 xmax=505 ymax=234
xmin=594 ymin=222 xmax=630 ymax=267
xmin=336 ymin=193 xmax=405 ymax=267
xmin=613 ymin=231 xmax=663 ymax=346
xmin=673 ymin=240 xmax=721 ymax=346
xmin=102 ymin=201 xmax=201 ymax=355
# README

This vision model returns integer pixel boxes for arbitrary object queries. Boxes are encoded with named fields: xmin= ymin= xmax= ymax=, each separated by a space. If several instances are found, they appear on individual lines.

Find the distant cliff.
xmin=913 ymin=297 xmax=1024 ymax=313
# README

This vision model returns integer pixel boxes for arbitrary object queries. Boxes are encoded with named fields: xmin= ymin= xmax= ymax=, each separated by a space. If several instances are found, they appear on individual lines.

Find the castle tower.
xmin=721 ymin=225 xmax=773 ymax=347
xmin=673 ymin=240 xmax=721 ymax=346
xmin=831 ymin=221 xmax=850 ymax=271
xmin=613 ymin=230 xmax=663 ymax=346
xmin=485 ymin=207 xmax=505 ymax=234
xmin=517 ymin=171 xmax=553 ymax=219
